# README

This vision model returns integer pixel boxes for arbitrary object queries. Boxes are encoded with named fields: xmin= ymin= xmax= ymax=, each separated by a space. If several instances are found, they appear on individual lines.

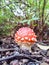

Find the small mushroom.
xmin=14 ymin=27 xmax=37 ymax=51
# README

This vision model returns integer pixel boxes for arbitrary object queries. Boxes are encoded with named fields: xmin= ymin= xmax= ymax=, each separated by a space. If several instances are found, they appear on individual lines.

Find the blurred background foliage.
xmin=0 ymin=0 xmax=49 ymax=37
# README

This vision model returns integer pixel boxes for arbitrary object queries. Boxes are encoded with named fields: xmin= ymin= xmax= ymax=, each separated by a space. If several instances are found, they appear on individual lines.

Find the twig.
xmin=39 ymin=0 xmax=40 ymax=19
xmin=42 ymin=0 xmax=46 ymax=23
xmin=0 ymin=48 xmax=17 ymax=52
xmin=0 ymin=54 xmax=40 ymax=62
xmin=36 ymin=40 xmax=49 ymax=44
xmin=43 ymin=57 xmax=49 ymax=63
xmin=44 ymin=13 xmax=49 ymax=21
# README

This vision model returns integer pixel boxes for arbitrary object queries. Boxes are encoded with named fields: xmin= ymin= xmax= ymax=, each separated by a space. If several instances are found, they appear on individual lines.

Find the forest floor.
xmin=0 ymin=23 xmax=49 ymax=65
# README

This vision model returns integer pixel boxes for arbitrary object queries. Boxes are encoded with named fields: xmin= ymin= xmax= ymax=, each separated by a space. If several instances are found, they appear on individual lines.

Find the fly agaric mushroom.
xmin=14 ymin=27 xmax=37 ymax=50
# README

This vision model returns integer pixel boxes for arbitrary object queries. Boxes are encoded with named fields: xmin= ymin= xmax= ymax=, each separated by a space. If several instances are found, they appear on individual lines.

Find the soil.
xmin=0 ymin=37 xmax=49 ymax=65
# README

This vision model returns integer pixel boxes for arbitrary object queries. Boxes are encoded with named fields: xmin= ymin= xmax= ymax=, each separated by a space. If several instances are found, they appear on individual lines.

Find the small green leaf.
xmin=32 ymin=16 xmax=39 ymax=20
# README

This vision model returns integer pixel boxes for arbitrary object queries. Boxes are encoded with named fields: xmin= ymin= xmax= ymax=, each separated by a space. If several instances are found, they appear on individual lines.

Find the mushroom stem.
xmin=18 ymin=43 xmax=32 ymax=52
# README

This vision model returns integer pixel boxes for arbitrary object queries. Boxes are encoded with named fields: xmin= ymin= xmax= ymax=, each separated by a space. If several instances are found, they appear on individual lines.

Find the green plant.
xmin=0 ymin=0 xmax=49 ymax=36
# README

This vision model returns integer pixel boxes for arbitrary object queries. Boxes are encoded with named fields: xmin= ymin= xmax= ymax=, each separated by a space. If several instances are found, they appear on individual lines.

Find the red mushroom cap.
xmin=14 ymin=27 xmax=37 ymax=45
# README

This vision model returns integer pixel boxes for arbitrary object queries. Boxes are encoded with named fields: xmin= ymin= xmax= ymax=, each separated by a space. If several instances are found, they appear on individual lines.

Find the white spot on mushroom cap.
xmin=29 ymin=34 xmax=31 ymax=36
xmin=15 ymin=34 xmax=17 ymax=37
xmin=32 ymin=33 xmax=33 ymax=35
xmin=21 ymin=38 xmax=24 ymax=40
xmin=32 ymin=38 xmax=37 ymax=41
xmin=17 ymin=36 xmax=20 ymax=39
xmin=29 ymin=39 xmax=31 ymax=41
xmin=25 ymin=37 xmax=28 ymax=40
xmin=32 ymin=30 xmax=34 ymax=32
xmin=32 ymin=38 xmax=35 ymax=40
